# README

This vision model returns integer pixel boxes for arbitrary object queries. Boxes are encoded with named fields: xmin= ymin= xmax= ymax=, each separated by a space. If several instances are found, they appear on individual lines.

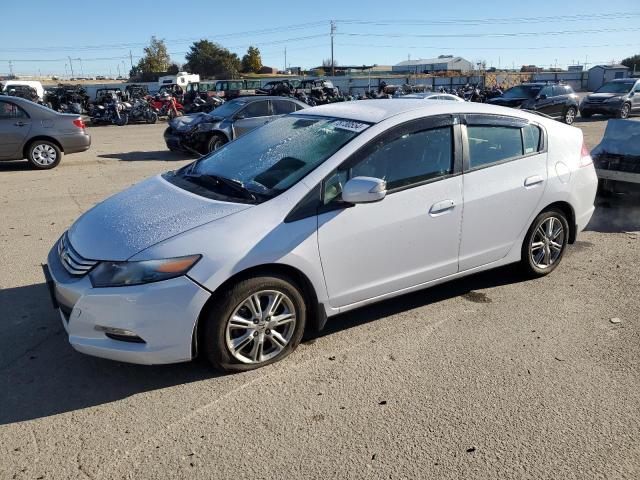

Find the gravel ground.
xmin=0 ymin=117 xmax=639 ymax=480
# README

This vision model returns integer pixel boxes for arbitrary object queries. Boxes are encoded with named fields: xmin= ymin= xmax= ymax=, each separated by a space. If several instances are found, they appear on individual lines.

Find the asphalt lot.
xmin=1 ymin=115 xmax=639 ymax=479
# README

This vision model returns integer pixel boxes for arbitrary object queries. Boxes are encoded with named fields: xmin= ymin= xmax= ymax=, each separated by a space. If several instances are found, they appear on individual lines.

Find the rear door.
xmin=231 ymin=100 xmax=271 ymax=138
xmin=459 ymin=115 xmax=547 ymax=271
xmin=0 ymin=101 xmax=31 ymax=159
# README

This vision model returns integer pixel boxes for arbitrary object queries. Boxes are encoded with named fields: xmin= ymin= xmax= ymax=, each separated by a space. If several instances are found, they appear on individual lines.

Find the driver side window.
xmin=323 ymin=125 xmax=454 ymax=203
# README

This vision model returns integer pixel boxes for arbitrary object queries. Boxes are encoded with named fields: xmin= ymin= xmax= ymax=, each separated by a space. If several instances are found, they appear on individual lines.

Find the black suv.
xmin=487 ymin=83 xmax=580 ymax=124
xmin=580 ymin=79 xmax=640 ymax=119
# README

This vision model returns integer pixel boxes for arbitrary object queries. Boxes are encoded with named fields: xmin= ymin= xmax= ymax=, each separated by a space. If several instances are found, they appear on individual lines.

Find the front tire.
xmin=203 ymin=275 xmax=307 ymax=373
xmin=27 ymin=140 xmax=62 ymax=169
xmin=145 ymin=111 xmax=158 ymax=124
xmin=114 ymin=113 xmax=128 ymax=126
xmin=206 ymin=133 xmax=227 ymax=153
xmin=617 ymin=103 xmax=631 ymax=119
xmin=520 ymin=209 xmax=569 ymax=277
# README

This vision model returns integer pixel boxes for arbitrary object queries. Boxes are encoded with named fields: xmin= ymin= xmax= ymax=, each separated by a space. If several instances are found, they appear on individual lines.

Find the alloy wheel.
xmin=530 ymin=216 xmax=565 ymax=269
xmin=224 ymin=290 xmax=297 ymax=364
xmin=620 ymin=104 xmax=630 ymax=119
xmin=31 ymin=144 xmax=57 ymax=166
xmin=565 ymin=107 xmax=576 ymax=124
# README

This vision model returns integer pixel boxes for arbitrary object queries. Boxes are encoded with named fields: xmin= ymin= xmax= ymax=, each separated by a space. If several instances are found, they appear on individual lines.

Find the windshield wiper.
xmin=181 ymin=173 xmax=258 ymax=202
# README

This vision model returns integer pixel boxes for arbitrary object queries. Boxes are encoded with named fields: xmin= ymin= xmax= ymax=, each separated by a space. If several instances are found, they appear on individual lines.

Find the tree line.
xmin=130 ymin=37 xmax=263 ymax=80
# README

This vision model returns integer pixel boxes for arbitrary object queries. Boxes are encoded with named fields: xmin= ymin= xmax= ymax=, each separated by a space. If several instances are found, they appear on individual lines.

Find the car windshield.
xmin=173 ymin=115 xmax=370 ymax=201
xmin=206 ymin=99 xmax=246 ymax=117
xmin=596 ymin=82 xmax=634 ymax=94
xmin=501 ymin=85 xmax=542 ymax=99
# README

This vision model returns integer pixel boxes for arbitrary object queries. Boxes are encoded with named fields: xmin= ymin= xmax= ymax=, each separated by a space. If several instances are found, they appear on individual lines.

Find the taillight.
xmin=72 ymin=118 xmax=86 ymax=129
xmin=579 ymin=139 xmax=592 ymax=167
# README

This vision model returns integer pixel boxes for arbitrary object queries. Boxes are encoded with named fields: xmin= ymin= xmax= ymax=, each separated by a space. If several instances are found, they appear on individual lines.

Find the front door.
xmin=533 ymin=85 xmax=557 ymax=116
xmin=0 ymin=101 xmax=31 ymax=159
xmin=232 ymin=100 xmax=272 ymax=138
xmin=317 ymin=116 xmax=463 ymax=308
xmin=459 ymin=115 xmax=548 ymax=271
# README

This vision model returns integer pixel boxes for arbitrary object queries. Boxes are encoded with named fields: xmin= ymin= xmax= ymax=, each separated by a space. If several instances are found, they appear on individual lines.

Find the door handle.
xmin=429 ymin=199 xmax=456 ymax=216
xmin=14 ymin=121 xmax=26 ymax=127
xmin=524 ymin=175 xmax=544 ymax=187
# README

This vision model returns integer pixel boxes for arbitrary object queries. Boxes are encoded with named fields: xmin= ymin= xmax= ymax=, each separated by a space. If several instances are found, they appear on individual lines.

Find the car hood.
xmin=592 ymin=119 xmax=640 ymax=159
xmin=487 ymin=97 xmax=527 ymax=107
xmin=67 ymin=175 xmax=250 ymax=261
xmin=170 ymin=113 xmax=223 ymax=131
xmin=586 ymin=93 xmax=623 ymax=100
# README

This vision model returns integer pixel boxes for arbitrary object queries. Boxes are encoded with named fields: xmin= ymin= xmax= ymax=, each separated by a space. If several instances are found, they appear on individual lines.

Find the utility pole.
xmin=284 ymin=47 xmax=287 ymax=72
xmin=330 ymin=20 xmax=336 ymax=76
xmin=8 ymin=60 xmax=13 ymax=78
xmin=79 ymin=58 xmax=84 ymax=77
xmin=68 ymin=56 xmax=75 ymax=78
xmin=129 ymin=50 xmax=134 ymax=70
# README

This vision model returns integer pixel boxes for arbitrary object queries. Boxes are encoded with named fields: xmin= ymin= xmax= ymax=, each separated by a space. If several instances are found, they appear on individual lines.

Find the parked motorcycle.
xmin=148 ymin=93 xmax=184 ymax=119
xmin=126 ymin=98 xmax=158 ymax=124
xmin=89 ymin=94 xmax=128 ymax=126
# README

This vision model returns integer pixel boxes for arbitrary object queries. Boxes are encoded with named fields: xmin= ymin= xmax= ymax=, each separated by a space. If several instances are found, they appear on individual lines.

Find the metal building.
xmin=587 ymin=65 xmax=630 ymax=91
xmin=392 ymin=56 xmax=473 ymax=74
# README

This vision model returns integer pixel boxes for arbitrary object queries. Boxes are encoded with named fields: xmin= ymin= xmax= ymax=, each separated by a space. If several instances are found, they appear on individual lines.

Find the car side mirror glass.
xmin=234 ymin=113 xmax=245 ymax=120
xmin=341 ymin=176 xmax=387 ymax=204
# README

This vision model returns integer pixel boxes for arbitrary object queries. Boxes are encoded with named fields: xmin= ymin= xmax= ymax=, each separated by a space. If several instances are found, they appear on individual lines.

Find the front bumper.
xmin=45 ymin=243 xmax=210 ymax=365
xmin=580 ymin=102 xmax=622 ymax=115
xmin=164 ymin=129 xmax=191 ymax=153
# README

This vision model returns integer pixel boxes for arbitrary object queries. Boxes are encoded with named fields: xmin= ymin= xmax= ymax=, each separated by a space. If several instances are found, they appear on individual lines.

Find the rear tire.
xmin=202 ymin=274 xmax=307 ymax=373
xmin=520 ymin=209 xmax=569 ymax=278
xmin=114 ymin=113 xmax=128 ymax=126
xmin=145 ymin=111 xmax=158 ymax=124
xmin=26 ymin=140 xmax=62 ymax=169
xmin=563 ymin=106 xmax=577 ymax=125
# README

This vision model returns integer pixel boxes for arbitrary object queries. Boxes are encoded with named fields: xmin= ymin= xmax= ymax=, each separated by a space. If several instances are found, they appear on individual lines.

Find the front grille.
xmin=586 ymin=98 xmax=606 ymax=104
xmin=57 ymin=233 xmax=98 ymax=276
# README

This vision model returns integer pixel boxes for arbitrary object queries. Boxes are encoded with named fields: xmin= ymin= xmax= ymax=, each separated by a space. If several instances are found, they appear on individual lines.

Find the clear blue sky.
xmin=1 ymin=0 xmax=639 ymax=77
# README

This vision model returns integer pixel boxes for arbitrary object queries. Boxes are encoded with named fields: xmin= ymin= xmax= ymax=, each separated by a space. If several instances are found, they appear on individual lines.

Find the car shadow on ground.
xmin=0 ymin=264 xmax=528 ymax=425
xmin=98 ymin=150 xmax=195 ymax=162
xmin=587 ymin=195 xmax=640 ymax=233
xmin=0 ymin=160 xmax=33 ymax=172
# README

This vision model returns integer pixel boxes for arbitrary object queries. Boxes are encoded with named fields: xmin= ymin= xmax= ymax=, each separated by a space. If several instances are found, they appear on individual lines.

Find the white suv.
xmin=45 ymin=100 xmax=598 ymax=372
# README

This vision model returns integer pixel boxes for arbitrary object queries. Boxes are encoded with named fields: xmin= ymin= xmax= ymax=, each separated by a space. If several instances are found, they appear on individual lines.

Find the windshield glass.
xmin=501 ymin=85 xmax=542 ymax=99
xmin=178 ymin=115 xmax=369 ymax=200
xmin=596 ymin=82 xmax=634 ymax=94
xmin=206 ymin=99 xmax=246 ymax=117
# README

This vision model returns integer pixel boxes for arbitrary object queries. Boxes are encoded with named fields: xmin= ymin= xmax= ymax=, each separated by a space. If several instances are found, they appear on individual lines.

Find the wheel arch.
xmin=23 ymin=136 xmax=64 ymax=158
xmin=192 ymin=263 xmax=322 ymax=359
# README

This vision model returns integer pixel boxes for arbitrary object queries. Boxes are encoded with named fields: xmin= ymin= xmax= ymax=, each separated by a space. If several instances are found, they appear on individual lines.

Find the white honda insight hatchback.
xmin=45 ymin=100 xmax=597 ymax=372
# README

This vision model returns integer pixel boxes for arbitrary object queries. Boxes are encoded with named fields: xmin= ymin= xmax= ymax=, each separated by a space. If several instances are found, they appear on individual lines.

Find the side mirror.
xmin=538 ymin=94 xmax=547 ymax=100
xmin=341 ymin=176 xmax=387 ymax=204
xmin=234 ymin=113 xmax=246 ymax=120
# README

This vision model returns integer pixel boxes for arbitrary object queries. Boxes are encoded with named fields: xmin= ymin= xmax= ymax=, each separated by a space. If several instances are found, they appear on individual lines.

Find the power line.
xmin=338 ymin=27 xmax=640 ymax=39
xmin=337 ymin=42 xmax=640 ymax=51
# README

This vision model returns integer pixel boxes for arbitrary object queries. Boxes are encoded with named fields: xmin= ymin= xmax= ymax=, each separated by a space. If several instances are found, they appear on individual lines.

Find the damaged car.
xmin=592 ymin=119 xmax=640 ymax=195
xmin=164 ymin=96 xmax=307 ymax=155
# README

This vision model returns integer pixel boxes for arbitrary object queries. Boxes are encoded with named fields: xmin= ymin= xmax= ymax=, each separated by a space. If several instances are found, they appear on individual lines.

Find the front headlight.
xmin=89 ymin=255 xmax=201 ymax=288
xmin=605 ymin=96 xmax=623 ymax=103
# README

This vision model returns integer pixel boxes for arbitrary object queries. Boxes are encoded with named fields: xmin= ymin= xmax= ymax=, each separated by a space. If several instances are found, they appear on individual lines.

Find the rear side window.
xmin=467 ymin=124 xmax=542 ymax=168
xmin=272 ymin=100 xmax=297 ymax=115
xmin=523 ymin=124 xmax=541 ymax=154
xmin=240 ymin=101 xmax=270 ymax=118
xmin=0 ymin=102 xmax=27 ymax=119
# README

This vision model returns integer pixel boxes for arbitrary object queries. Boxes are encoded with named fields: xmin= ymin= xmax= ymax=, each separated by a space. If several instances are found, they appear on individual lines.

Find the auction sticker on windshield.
xmin=331 ymin=120 xmax=369 ymax=133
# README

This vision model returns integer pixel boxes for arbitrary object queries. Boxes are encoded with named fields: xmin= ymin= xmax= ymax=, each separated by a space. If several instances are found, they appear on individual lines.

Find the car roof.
xmin=608 ymin=78 xmax=637 ymax=83
xmin=292 ymin=99 xmax=546 ymax=124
